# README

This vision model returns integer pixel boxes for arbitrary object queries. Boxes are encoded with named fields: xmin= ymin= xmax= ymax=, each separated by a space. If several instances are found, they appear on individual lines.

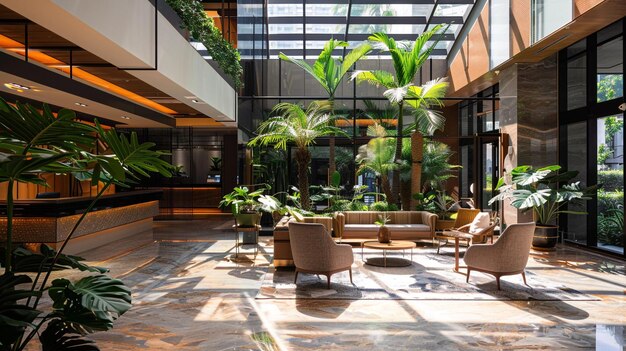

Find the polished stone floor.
xmin=75 ymin=220 xmax=625 ymax=351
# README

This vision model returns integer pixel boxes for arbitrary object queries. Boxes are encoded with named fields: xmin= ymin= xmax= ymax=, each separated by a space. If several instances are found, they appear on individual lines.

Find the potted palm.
xmin=488 ymin=165 xmax=596 ymax=250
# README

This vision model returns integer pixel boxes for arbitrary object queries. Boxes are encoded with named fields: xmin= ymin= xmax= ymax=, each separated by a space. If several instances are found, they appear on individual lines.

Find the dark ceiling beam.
xmin=0 ymin=51 xmax=175 ymax=127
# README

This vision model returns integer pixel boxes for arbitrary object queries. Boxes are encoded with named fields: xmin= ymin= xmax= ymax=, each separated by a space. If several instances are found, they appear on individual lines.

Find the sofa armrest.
xmin=333 ymin=212 xmax=345 ymax=239
xmin=421 ymin=212 xmax=438 ymax=237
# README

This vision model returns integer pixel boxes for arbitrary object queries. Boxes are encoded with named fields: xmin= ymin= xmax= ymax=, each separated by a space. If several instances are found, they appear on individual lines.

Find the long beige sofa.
xmin=334 ymin=211 xmax=437 ymax=241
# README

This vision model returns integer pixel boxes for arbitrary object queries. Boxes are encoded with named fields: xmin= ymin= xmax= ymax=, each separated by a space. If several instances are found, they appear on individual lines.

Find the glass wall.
xmin=560 ymin=19 xmax=625 ymax=257
xmin=531 ymin=0 xmax=572 ymax=44
xmin=490 ymin=0 xmax=510 ymax=68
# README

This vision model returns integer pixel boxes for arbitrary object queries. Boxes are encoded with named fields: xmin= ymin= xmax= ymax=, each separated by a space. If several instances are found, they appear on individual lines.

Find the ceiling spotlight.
xmin=74 ymin=102 xmax=88 ymax=107
xmin=191 ymin=99 xmax=200 ymax=103
xmin=121 ymin=116 xmax=131 ymax=120
xmin=4 ymin=82 xmax=31 ymax=92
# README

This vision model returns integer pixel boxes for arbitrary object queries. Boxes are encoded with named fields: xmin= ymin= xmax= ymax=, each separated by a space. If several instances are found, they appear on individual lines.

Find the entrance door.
xmin=475 ymin=135 xmax=500 ymax=212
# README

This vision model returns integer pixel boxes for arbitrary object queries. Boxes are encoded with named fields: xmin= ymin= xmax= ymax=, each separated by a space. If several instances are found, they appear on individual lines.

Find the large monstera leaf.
xmin=0 ymin=274 xmax=42 ymax=348
xmin=2 ymin=245 xmax=107 ymax=273
xmin=40 ymin=320 xmax=99 ymax=351
xmin=48 ymin=275 xmax=131 ymax=333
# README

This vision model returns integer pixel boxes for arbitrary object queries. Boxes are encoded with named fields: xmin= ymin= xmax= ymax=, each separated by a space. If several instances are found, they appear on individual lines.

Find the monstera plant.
xmin=488 ymin=165 xmax=596 ymax=249
xmin=0 ymin=97 xmax=174 ymax=350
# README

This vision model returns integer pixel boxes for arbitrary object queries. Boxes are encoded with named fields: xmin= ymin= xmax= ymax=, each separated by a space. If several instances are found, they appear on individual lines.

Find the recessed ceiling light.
xmin=74 ymin=102 xmax=88 ymax=107
xmin=192 ymin=99 xmax=200 ymax=103
xmin=4 ymin=82 xmax=31 ymax=92
xmin=121 ymin=116 xmax=131 ymax=120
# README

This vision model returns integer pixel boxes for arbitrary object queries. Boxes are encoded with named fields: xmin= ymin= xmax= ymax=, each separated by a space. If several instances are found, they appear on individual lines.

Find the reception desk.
xmin=0 ymin=190 xmax=162 ymax=255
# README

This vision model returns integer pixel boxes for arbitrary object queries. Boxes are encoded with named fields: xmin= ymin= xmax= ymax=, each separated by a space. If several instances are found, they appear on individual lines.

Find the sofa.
xmin=334 ymin=211 xmax=437 ymax=241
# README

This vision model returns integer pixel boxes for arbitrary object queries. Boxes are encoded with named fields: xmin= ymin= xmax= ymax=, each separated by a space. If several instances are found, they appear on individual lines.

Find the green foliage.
xmin=165 ymin=0 xmax=243 ymax=88
xmin=489 ymin=165 xmax=597 ymax=224
xmin=279 ymin=39 xmax=371 ymax=99
xmin=0 ymin=97 xmax=173 ymax=350
xmin=598 ymin=169 xmax=623 ymax=192
xmin=220 ymin=186 xmax=270 ymax=213
xmin=210 ymin=157 xmax=222 ymax=172
xmin=413 ymin=191 xmax=454 ymax=219
xmin=598 ymin=204 xmax=624 ymax=246
xmin=421 ymin=141 xmax=460 ymax=192
xmin=597 ymin=144 xmax=611 ymax=165
xmin=375 ymin=214 xmax=391 ymax=226
xmin=598 ymin=189 xmax=623 ymax=213
xmin=369 ymin=201 xmax=399 ymax=212
xmin=597 ymin=74 xmax=623 ymax=102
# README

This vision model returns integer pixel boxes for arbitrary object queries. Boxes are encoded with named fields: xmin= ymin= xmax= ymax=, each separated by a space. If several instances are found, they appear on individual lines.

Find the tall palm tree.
xmin=356 ymin=124 xmax=398 ymax=202
xmin=279 ymin=39 xmax=371 ymax=176
xmin=248 ymin=102 xmax=347 ymax=210
xmin=352 ymin=25 xmax=448 ymax=206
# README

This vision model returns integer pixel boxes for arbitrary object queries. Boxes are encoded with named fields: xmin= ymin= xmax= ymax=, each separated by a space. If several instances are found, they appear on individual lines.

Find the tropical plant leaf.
xmin=49 ymin=275 xmax=131 ymax=329
xmin=40 ymin=320 xmax=100 ymax=351
xmin=0 ymin=273 xmax=42 ymax=348
xmin=6 ymin=245 xmax=107 ymax=273
xmin=510 ymin=188 xmax=552 ymax=210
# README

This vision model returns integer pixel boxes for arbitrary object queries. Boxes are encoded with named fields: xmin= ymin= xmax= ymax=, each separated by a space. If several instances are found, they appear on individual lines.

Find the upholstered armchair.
xmin=464 ymin=222 xmax=536 ymax=290
xmin=288 ymin=222 xmax=354 ymax=289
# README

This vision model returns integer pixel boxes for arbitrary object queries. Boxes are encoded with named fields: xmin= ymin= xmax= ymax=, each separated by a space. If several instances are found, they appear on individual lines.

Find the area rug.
xmin=257 ymin=248 xmax=599 ymax=301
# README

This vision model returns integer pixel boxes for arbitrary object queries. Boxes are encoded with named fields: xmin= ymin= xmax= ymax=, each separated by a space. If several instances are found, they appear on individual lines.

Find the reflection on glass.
xmin=490 ymin=0 xmax=509 ymax=68
xmin=481 ymin=142 xmax=497 ymax=211
xmin=306 ymin=4 xmax=347 ymax=16
xmin=597 ymin=115 xmax=624 ymax=254
xmin=597 ymin=36 xmax=623 ymax=103
xmin=566 ymin=122 xmax=588 ymax=245
xmin=567 ymin=40 xmax=586 ymax=110
xmin=268 ymin=4 xmax=302 ymax=16
xmin=531 ymin=0 xmax=571 ymax=43
xmin=460 ymin=144 xmax=474 ymax=199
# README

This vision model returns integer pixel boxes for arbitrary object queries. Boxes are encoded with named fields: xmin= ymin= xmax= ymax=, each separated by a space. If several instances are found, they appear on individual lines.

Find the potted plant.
xmin=375 ymin=214 xmax=391 ymax=243
xmin=220 ymin=187 xmax=278 ymax=226
xmin=488 ymin=165 xmax=596 ymax=250
xmin=414 ymin=191 xmax=456 ymax=230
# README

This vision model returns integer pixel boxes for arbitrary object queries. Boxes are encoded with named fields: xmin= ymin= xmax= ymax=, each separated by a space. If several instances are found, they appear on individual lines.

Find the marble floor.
xmin=74 ymin=220 xmax=625 ymax=351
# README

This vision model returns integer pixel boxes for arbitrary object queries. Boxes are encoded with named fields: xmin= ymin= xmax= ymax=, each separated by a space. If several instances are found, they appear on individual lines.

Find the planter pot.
xmin=378 ymin=226 xmax=391 ymax=243
xmin=235 ymin=212 xmax=261 ymax=244
xmin=435 ymin=219 xmax=455 ymax=231
xmin=532 ymin=225 xmax=559 ymax=251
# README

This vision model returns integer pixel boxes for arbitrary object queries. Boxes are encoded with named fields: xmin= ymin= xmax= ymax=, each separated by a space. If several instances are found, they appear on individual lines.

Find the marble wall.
xmin=498 ymin=54 xmax=559 ymax=224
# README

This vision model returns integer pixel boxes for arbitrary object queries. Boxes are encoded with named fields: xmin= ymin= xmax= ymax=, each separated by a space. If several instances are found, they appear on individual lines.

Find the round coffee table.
xmin=361 ymin=240 xmax=416 ymax=267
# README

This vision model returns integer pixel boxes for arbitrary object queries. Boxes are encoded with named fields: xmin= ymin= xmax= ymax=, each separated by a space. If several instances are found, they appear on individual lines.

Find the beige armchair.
xmin=464 ymin=222 xmax=536 ymax=290
xmin=288 ymin=222 xmax=354 ymax=289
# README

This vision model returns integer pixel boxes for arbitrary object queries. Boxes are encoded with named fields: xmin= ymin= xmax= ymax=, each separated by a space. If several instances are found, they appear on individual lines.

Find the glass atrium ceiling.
xmin=237 ymin=0 xmax=475 ymax=59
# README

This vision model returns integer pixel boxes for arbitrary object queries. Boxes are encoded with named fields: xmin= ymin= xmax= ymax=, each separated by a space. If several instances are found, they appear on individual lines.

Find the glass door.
xmin=475 ymin=135 xmax=500 ymax=212
xmin=596 ymin=114 xmax=624 ymax=254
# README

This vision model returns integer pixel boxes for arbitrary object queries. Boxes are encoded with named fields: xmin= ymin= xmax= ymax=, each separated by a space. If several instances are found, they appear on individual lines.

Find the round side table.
xmin=361 ymin=240 xmax=416 ymax=267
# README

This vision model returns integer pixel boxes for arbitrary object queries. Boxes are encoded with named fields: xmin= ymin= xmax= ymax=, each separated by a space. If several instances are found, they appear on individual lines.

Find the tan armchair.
xmin=435 ymin=208 xmax=480 ymax=253
xmin=288 ymin=222 xmax=354 ymax=289
xmin=464 ymin=222 xmax=536 ymax=290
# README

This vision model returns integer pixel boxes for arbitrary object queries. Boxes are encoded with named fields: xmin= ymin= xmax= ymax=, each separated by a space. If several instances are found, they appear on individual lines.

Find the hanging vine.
xmin=165 ymin=0 xmax=243 ymax=88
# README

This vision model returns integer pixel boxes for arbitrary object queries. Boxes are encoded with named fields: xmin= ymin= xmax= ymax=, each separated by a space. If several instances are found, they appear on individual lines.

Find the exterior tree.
xmin=352 ymin=25 xmax=448 ymax=206
xmin=279 ymin=39 xmax=371 ymax=178
xmin=248 ymin=102 xmax=347 ymax=210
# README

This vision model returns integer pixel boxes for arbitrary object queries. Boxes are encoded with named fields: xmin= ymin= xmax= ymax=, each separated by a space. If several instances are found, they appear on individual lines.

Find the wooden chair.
xmin=435 ymin=208 xmax=480 ymax=254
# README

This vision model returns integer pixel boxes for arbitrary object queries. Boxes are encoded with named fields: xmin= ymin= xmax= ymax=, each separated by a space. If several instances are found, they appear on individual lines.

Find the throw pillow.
xmin=469 ymin=212 xmax=490 ymax=234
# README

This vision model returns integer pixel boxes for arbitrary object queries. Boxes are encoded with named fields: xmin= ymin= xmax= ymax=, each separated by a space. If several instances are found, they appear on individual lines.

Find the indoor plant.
xmin=219 ymin=186 xmax=280 ymax=227
xmin=488 ymin=165 xmax=596 ymax=249
xmin=0 ymin=98 xmax=174 ymax=350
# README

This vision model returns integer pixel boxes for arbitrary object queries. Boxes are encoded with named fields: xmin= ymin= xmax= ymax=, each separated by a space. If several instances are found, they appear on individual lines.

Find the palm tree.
xmin=248 ymin=102 xmax=347 ymax=210
xmin=356 ymin=124 xmax=398 ymax=202
xmin=352 ymin=25 xmax=448 ymax=206
xmin=279 ymin=39 xmax=371 ymax=177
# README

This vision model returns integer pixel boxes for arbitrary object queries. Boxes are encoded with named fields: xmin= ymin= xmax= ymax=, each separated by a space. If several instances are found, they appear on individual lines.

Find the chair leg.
xmin=521 ymin=271 xmax=528 ymax=286
xmin=326 ymin=274 xmax=331 ymax=289
xmin=349 ymin=268 xmax=353 ymax=284
xmin=466 ymin=268 xmax=471 ymax=283
xmin=496 ymin=276 xmax=501 ymax=290
xmin=294 ymin=270 xmax=299 ymax=284
xmin=490 ymin=235 xmax=494 ymax=244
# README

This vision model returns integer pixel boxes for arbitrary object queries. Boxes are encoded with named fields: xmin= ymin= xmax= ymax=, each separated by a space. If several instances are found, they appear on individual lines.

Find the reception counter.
xmin=0 ymin=190 xmax=162 ymax=254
